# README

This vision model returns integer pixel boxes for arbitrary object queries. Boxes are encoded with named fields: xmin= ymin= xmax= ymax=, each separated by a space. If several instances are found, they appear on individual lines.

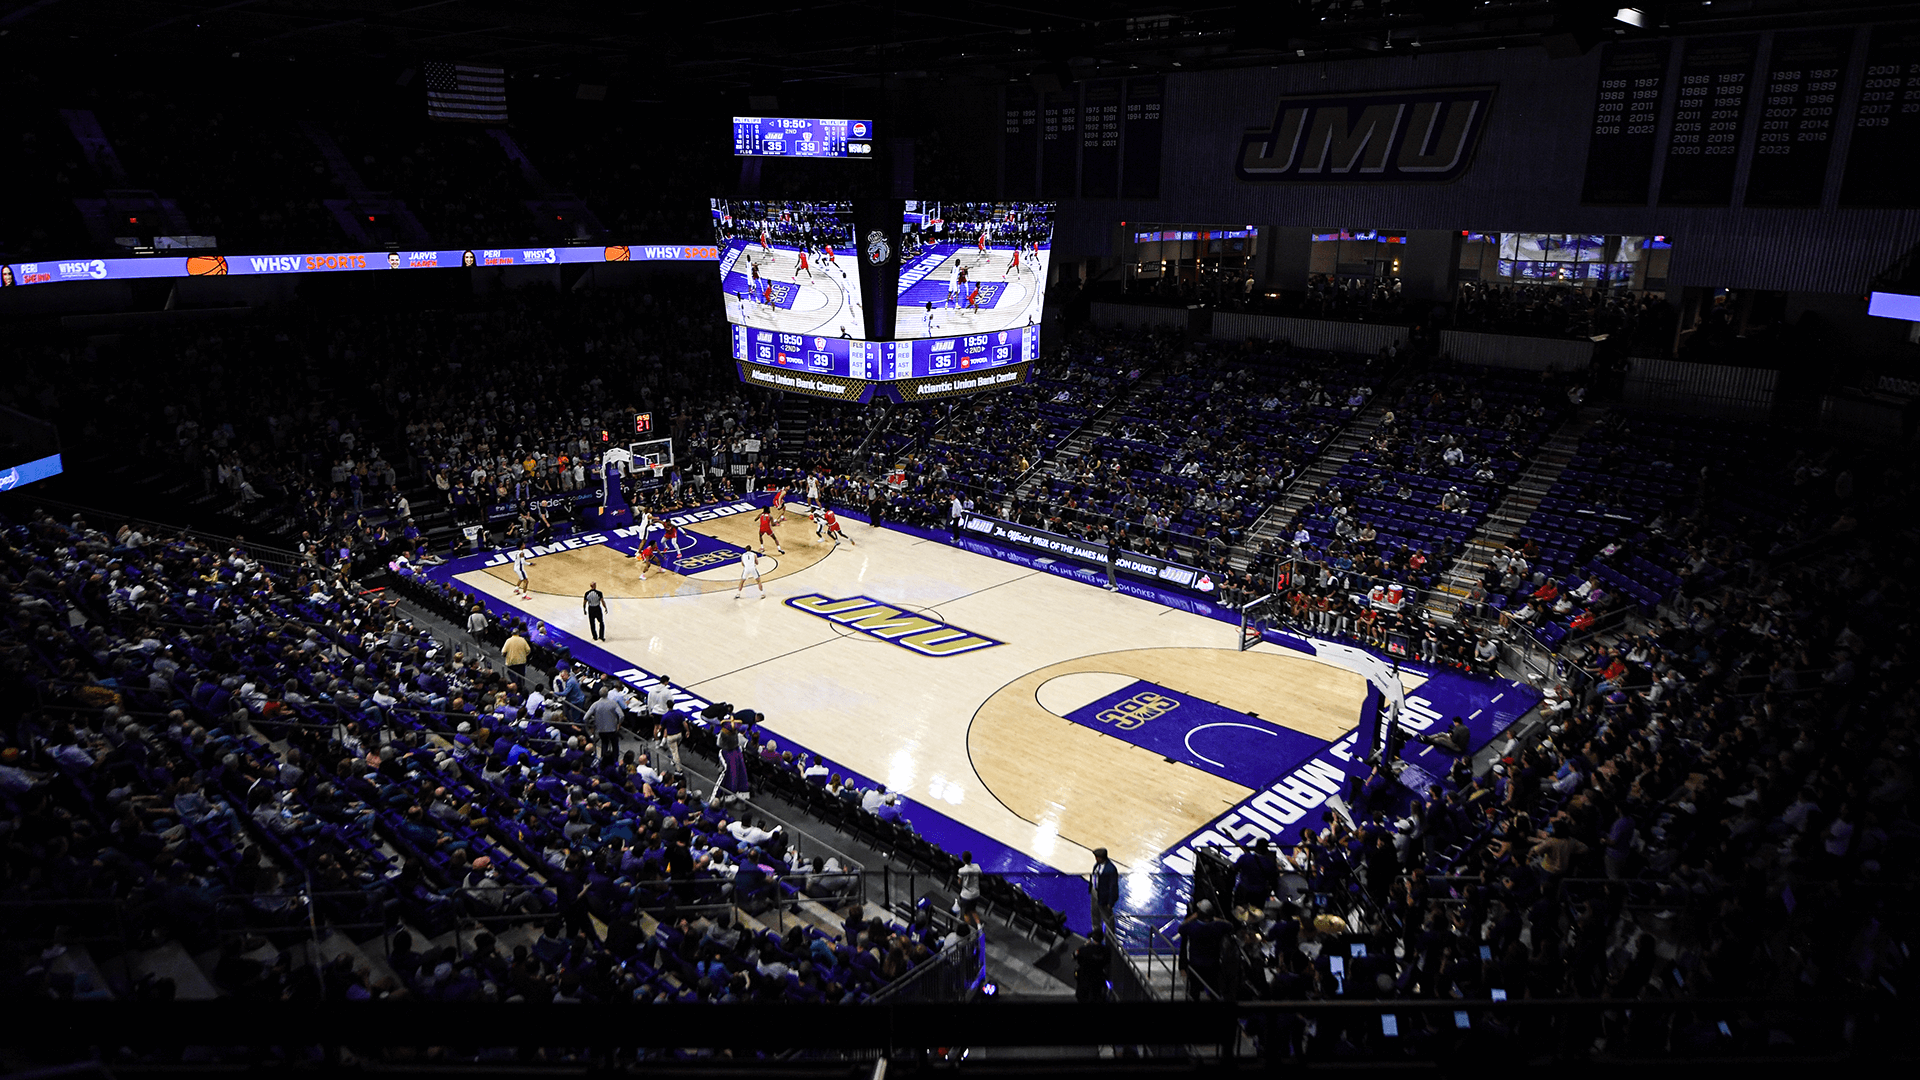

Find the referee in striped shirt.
xmin=582 ymin=582 xmax=607 ymax=641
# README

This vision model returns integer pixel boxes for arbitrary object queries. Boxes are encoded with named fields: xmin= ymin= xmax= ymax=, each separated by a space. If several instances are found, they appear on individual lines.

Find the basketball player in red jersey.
xmin=758 ymin=227 xmax=772 ymax=252
xmin=661 ymin=520 xmax=685 ymax=561
xmin=756 ymin=507 xmax=786 ymax=555
xmin=822 ymin=243 xmax=838 ymax=268
xmin=824 ymin=508 xmax=854 ymax=547
xmin=796 ymin=248 xmax=812 ymax=280
xmin=1005 ymin=245 xmax=1021 ymax=274
xmin=772 ymin=486 xmax=790 ymax=524
xmin=977 ymin=229 xmax=988 ymax=255
xmin=966 ymin=285 xmax=983 ymax=311
xmin=630 ymin=541 xmax=662 ymax=580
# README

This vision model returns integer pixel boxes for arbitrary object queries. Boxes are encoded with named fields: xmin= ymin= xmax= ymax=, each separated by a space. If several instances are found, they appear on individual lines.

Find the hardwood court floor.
xmin=479 ymin=506 xmax=832 ymax=599
xmin=457 ymin=506 xmax=1378 ymax=875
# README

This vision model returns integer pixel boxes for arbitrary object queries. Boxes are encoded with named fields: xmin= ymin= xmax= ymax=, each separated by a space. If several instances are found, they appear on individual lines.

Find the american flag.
xmin=425 ymin=62 xmax=507 ymax=123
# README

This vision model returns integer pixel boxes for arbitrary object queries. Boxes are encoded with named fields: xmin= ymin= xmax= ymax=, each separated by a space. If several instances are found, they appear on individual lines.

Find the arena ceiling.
xmin=2 ymin=0 xmax=1915 ymax=92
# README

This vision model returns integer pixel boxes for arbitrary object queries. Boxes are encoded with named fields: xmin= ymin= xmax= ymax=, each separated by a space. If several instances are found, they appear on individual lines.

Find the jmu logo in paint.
xmin=786 ymin=594 xmax=999 ymax=657
xmin=1095 ymin=691 xmax=1180 ymax=731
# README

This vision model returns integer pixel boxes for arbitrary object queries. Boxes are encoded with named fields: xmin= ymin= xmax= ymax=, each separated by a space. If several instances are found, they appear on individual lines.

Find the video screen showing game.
xmin=895 ymin=201 xmax=1053 ymax=340
xmin=711 ymin=199 xmax=865 ymax=338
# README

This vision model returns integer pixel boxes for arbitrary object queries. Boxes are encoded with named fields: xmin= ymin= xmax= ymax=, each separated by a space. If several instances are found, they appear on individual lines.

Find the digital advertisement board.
xmin=0 ymin=245 xmax=715 ymax=287
xmin=731 ymin=117 xmax=874 ymax=159
xmin=0 ymin=453 xmax=63 ymax=492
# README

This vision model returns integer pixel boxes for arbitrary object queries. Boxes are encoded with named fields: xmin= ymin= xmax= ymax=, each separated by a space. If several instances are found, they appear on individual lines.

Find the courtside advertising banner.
xmin=962 ymin=513 xmax=1216 ymax=595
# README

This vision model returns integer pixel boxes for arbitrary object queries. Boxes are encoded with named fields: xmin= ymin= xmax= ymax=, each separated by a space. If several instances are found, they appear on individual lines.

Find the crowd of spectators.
xmin=0 ymin=507 xmax=983 ymax=1007
xmin=90 ymin=90 xmax=345 ymax=254
xmin=1453 ymin=282 xmax=1677 ymax=350
xmin=1167 ymin=403 xmax=1910 ymax=1057
xmin=892 ymin=326 xmax=1163 ymax=509
xmin=0 ymin=279 xmax=755 ymax=574
xmin=2 ymin=271 xmax=1909 ymax=1058
xmin=0 ymin=82 xmax=99 ymax=258
xmin=322 ymin=120 xmax=534 ymax=250
xmin=1020 ymin=342 xmax=1375 ymax=565
xmin=1282 ymin=364 xmax=1569 ymax=617
xmin=0 ymin=83 xmax=732 ymax=260
xmin=509 ymin=114 xmax=724 ymax=243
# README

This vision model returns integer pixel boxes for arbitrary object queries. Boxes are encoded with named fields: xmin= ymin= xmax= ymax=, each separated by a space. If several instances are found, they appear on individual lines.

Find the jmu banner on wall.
xmin=1235 ymin=86 xmax=1496 ymax=183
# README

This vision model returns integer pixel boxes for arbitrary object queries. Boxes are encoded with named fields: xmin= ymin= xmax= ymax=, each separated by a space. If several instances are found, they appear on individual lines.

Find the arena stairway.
xmin=777 ymin=395 xmax=814 ymax=465
xmin=1006 ymin=370 xmax=1167 ymax=508
xmin=1228 ymin=392 xmax=1397 ymax=574
xmin=125 ymin=940 xmax=221 ymax=1000
xmin=44 ymin=944 xmax=114 ymax=1001
xmin=982 ymin=936 xmax=1077 ymax=1000
xmin=1424 ymin=403 xmax=1609 ymax=622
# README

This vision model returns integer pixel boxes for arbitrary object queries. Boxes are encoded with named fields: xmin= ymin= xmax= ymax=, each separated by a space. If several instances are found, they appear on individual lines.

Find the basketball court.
xmin=893 ymin=244 xmax=1050 ymax=340
xmin=718 ymin=241 xmax=863 ymax=337
xmin=427 ymin=495 xmax=1535 ymax=925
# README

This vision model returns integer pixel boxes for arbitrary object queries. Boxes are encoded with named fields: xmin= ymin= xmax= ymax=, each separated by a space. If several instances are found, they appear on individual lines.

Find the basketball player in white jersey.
xmin=511 ymin=547 xmax=532 ymax=598
xmin=810 ymin=505 xmax=827 ymax=540
xmin=735 ymin=548 xmax=766 ymax=598
xmin=805 ymin=473 xmax=822 ymax=510
xmin=636 ymin=507 xmax=652 ymax=545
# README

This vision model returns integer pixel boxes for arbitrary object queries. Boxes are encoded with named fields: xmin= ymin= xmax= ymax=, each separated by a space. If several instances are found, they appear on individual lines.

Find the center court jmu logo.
xmin=787 ymin=594 xmax=999 ymax=657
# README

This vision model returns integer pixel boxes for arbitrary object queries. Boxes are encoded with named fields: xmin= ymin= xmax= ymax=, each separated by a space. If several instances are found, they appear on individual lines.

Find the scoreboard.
xmin=715 ymin=195 xmax=1051 ymax=401
xmin=731 ymin=117 xmax=874 ymax=159
xmin=730 ymin=324 xmax=1039 ymax=381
